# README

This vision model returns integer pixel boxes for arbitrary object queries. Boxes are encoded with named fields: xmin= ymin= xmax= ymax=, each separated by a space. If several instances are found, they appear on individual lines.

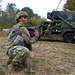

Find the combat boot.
xmin=7 ymin=62 xmax=15 ymax=73
xmin=7 ymin=57 xmax=13 ymax=65
xmin=25 ymin=68 xmax=35 ymax=75
xmin=29 ymin=68 xmax=35 ymax=73
xmin=29 ymin=69 xmax=35 ymax=73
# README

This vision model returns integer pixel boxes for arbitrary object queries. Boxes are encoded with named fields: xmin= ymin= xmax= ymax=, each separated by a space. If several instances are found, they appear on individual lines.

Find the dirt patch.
xmin=0 ymin=37 xmax=75 ymax=75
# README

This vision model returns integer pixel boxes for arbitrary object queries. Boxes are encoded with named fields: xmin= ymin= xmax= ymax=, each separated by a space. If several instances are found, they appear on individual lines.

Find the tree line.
xmin=0 ymin=3 xmax=46 ymax=30
xmin=0 ymin=0 xmax=75 ymax=30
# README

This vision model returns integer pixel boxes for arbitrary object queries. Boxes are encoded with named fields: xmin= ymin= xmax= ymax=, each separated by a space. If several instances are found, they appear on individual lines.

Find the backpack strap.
xmin=7 ymin=24 xmax=22 ymax=41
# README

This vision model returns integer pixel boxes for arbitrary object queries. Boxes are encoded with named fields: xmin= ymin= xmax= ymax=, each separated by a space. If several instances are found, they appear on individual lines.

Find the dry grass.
xmin=0 ymin=37 xmax=75 ymax=75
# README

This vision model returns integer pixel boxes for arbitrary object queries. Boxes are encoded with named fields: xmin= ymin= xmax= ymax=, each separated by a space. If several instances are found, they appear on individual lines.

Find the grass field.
xmin=0 ymin=37 xmax=75 ymax=75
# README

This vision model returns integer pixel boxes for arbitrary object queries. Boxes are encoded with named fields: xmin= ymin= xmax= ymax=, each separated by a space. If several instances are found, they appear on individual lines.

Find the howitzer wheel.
xmin=64 ymin=33 xmax=74 ymax=43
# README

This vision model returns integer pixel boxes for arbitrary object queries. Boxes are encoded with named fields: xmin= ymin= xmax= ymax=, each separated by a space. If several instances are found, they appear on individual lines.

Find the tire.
xmin=64 ymin=33 xmax=74 ymax=43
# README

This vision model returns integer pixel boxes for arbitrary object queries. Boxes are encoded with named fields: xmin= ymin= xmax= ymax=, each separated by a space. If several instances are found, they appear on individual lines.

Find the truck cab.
xmin=39 ymin=10 xmax=75 ymax=43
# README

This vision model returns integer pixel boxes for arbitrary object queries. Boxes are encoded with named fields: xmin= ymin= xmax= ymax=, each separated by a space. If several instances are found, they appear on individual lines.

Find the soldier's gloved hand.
xmin=44 ymin=29 xmax=49 ymax=33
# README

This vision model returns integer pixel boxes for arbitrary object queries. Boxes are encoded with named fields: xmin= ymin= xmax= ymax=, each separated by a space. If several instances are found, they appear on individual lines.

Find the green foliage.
xmin=0 ymin=22 xmax=13 ymax=30
xmin=30 ymin=16 xmax=42 ymax=26
xmin=64 ymin=0 xmax=75 ymax=11
xmin=21 ymin=7 xmax=34 ymax=18
xmin=0 ymin=3 xmax=46 ymax=30
xmin=21 ymin=7 xmax=42 ymax=27
xmin=5 ymin=3 xmax=17 ymax=13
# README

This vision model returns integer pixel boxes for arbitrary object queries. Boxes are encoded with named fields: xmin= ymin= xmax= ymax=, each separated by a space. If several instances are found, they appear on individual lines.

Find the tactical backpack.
xmin=7 ymin=25 xmax=23 ymax=46
xmin=7 ymin=24 xmax=32 ymax=51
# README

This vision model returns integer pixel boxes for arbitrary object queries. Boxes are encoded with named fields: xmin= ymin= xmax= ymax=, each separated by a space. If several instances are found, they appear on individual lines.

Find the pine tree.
xmin=64 ymin=0 xmax=75 ymax=11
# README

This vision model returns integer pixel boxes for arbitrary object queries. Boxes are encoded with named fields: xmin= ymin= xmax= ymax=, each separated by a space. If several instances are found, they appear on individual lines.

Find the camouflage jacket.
xmin=7 ymin=23 xmax=38 ymax=50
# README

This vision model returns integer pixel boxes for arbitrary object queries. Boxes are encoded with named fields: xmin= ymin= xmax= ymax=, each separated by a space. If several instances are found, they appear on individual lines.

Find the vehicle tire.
xmin=64 ymin=33 xmax=74 ymax=43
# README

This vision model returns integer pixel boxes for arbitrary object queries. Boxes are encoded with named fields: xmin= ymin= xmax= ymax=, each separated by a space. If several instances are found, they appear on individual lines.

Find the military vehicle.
xmin=38 ymin=10 xmax=75 ymax=43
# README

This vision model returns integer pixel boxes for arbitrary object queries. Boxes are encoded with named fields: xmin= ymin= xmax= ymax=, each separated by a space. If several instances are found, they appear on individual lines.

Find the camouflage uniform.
xmin=6 ymin=11 xmax=38 ymax=71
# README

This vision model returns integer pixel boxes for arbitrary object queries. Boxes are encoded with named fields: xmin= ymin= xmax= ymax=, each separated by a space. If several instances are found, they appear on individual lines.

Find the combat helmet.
xmin=15 ymin=11 xmax=28 ymax=20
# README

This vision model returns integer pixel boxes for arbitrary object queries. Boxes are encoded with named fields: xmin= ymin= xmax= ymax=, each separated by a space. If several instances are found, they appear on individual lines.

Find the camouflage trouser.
xmin=7 ymin=46 xmax=32 ymax=69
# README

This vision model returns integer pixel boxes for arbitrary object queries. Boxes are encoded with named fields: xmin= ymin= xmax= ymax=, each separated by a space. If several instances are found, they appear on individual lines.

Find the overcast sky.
xmin=1 ymin=0 xmax=67 ymax=18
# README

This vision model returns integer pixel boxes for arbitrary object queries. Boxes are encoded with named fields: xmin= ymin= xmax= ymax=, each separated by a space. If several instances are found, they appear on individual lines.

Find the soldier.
xmin=6 ymin=11 xmax=39 ymax=74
